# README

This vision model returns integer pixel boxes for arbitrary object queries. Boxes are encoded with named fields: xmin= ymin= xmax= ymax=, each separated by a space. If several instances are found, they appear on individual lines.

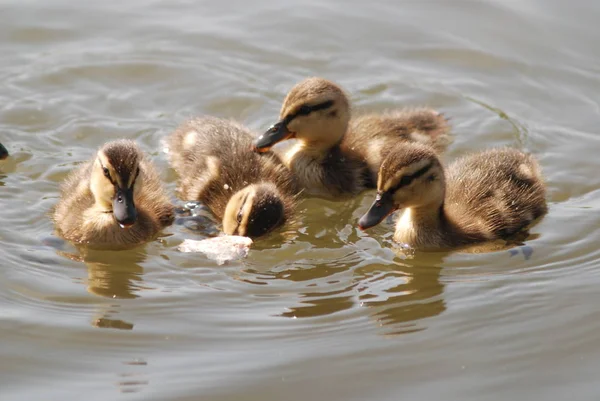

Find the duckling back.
xmin=444 ymin=148 xmax=547 ymax=243
xmin=346 ymin=108 xmax=451 ymax=186
xmin=167 ymin=117 xmax=299 ymax=221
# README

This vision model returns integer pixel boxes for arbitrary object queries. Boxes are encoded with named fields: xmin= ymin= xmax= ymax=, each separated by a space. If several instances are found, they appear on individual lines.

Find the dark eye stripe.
xmin=388 ymin=163 xmax=433 ymax=194
xmin=287 ymin=100 xmax=334 ymax=121
xmin=99 ymin=160 xmax=115 ymax=185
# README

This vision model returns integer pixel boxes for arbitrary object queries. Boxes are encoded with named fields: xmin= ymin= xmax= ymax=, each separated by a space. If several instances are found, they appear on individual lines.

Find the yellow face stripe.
xmin=127 ymin=168 xmax=139 ymax=188
xmin=237 ymin=190 xmax=256 ymax=236
xmin=381 ymin=159 xmax=432 ymax=192
xmin=97 ymin=154 xmax=120 ymax=186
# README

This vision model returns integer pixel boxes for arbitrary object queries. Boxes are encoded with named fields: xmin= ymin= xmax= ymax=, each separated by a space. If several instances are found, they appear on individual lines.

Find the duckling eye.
xmin=388 ymin=176 xmax=413 ymax=194
xmin=102 ymin=167 xmax=110 ymax=179
xmin=298 ymin=105 xmax=312 ymax=116
xmin=399 ymin=175 xmax=413 ymax=187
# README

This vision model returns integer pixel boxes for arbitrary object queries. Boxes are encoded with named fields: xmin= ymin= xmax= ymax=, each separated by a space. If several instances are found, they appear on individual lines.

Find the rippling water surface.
xmin=2 ymin=0 xmax=600 ymax=400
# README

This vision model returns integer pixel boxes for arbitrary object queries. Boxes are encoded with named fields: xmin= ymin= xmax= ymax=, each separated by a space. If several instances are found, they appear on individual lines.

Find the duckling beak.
xmin=358 ymin=192 xmax=396 ymax=230
xmin=0 ymin=143 xmax=8 ymax=160
xmin=253 ymin=121 xmax=295 ymax=152
xmin=113 ymin=187 xmax=137 ymax=228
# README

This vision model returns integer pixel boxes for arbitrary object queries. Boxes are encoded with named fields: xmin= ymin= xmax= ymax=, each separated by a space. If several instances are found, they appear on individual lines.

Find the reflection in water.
xmin=173 ymin=201 xmax=220 ymax=237
xmin=83 ymin=249 xmax=147 ymax=300
xmin=243 ymin=239 xmax=448 ymax=335
xmin=280 ymin=285 xmax=358 ymax=319
xmin=117 ymin=370 xmax=150 ymax=393
xmin=355 ymin=251 xmax=446 ymax=336
xmin=239 ymin=196 xmax=449 ymax=334
xmin=454 ymin=231 xmax=541 ymax=257
xmin=54 ymin=245 xmax=150 ymax=391
xmin=92 ymin=313 xmax=135 ymax=331
xmin=55 ymin=245 xmax=148 ymax=330
xmin=85 ymin=249 xmax=147 ymax=331
xmin=267 ymin=253 xmax=361 ymax=319
xmin=244 ymin=195 xmax=447 ymax=334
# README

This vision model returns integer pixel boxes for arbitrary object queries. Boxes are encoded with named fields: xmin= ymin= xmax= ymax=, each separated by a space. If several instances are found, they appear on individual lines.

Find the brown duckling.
xmin=358 ymin=143 xmax=547 ymax=250
xmin=53 ymin=139 xmax=174 ymax=250
xmin=0 ymin=142 xmax=8 ymax=160
xmin=253 ymin=77 xmax=450 ymax=198
xmin=167 ymin=117 xmax=299 ymax=238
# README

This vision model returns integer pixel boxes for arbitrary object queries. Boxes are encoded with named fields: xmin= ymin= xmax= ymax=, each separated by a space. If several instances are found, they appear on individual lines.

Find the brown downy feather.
xmin=443 ymin=148 xmax=547 ymax=244
xmin=260 ymin=77 xmax=451 ymax=198
xmin=53 ymin=140 xmax=174 ymax=250
xmin=367 ymin=143 xmax=547 ymax=249
xmin=346 ymin=108 xmax=451 ymax=185
xmin=167 ymin=117 xmax=299 ymax=236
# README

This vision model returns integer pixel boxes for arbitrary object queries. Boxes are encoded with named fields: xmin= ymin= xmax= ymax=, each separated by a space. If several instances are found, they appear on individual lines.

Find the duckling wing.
xmin=346 ymin=108 xmax=451 ymax=185
xmin=168 ymin=117 xmax=298 ymax=217
xmin=136 ymin=157 xmax=174 ymax=228
xmin=445 ymin=148 xmax=547 ymax=240
xmin=53 ymin=161 xmax=95 ymax=231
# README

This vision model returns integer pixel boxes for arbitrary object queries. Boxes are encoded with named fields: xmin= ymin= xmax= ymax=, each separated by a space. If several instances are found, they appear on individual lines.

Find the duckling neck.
xmin=294 ymin=138 xmax=339 ymax=160
xmin=284 ymin=140 xmax=338 ymax=180
xmin=395 ymin=201 xmax=446 ymax=247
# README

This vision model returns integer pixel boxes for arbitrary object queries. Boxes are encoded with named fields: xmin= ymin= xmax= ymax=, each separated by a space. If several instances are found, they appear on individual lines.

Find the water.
xmin=1 ymin=0 xmax=600 ymax=399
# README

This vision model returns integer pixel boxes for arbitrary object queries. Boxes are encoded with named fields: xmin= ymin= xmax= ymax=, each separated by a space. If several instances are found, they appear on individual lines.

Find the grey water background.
xmin=1 ymin=0 xmax=600 ymax=400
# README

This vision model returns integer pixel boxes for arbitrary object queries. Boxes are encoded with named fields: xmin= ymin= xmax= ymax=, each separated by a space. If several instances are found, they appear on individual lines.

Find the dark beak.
xmin=358 ymin=192 xmax=396 ymax=230
xmin=0 ymin=143 xmax=8 ymax=160
xmin=113 ymin=187 xmax=137 ymax=228
xmin=253 ymin=121 xmax=294 ymax=152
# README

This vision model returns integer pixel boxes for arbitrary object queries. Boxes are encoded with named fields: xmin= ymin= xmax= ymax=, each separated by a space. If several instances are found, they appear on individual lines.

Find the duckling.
xmin=253 ymin=77 xmax=450 ymax=198
xmin=0 ymin=142 xmax=8 ymax=160
xmin=167 ymin=117 xmax=299 ymax=238
xmin=347 ymin=108 xmax=451 ymax=184
xmin=358 ymin=143 xmax=547 ymax=250
xmin=53 ymin=139 xmax=174 ymax=250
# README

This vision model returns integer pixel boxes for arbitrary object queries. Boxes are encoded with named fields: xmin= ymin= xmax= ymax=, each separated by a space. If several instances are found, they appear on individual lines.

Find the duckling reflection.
xmin=270 ymin=255 xmax=445 ymax=334
xmin=272 ymin=254 xmax=360 ymax=318
xmin=55 ymin=246 xmax=146 ymax=330
xmin=242 ymin=239 xmax=446 ymax=333
xmin=354 ymin=251 xmax=446 ymax=335
xmin=83 ymin=248 xmax=147 ymax=300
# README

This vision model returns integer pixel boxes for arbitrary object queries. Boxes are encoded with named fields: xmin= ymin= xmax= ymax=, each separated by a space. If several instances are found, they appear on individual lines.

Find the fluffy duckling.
xmin=167 ymin=117 xmax=299 ymax=238
xmin=253 ymin=77 xmax=450 ymax=198
xmin=358 ymin=143 xmax=547 ymax=250
xmin=0 ymin=142 xmax=8 ymax=160
xmin=54 ymin=140 xmax=174 ymax=250
xmin=347 ymin=108 xmax=450 ymax=184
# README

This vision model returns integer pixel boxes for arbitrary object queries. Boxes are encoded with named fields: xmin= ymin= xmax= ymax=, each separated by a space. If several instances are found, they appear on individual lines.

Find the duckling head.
xmin=254 ymin=77 xmax=350 ymax=153
xmin=358 ymin=143 xmax=445 ymax=230
xmin=222 ymin=183 xmax=287 ymax=238
xmin=0 ymin=143 xmax=8 ymax=160
xmin=90 ymin=140 xmax=143 ymax=229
